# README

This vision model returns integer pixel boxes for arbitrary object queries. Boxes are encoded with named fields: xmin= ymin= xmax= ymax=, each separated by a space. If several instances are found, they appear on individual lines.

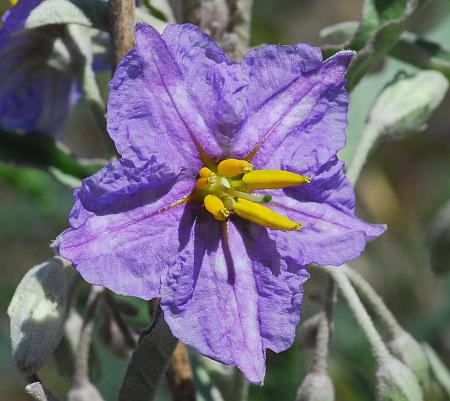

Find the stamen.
xmin=218 ymin=186 xmax=271 ymax=204
xmin=242 ymin=170 xmax=311 ymax=190
xmin=204 ymin=195 xmax=229 ymax=221
xmin=199 ymin=167 xmax=215 ymax=178
xmin=217 ymin=159 xmax=254 ymax=177
xmin=196 ymin=177 xmax=210 ymax=190
xmin=233 ymin=198 xmax=302 ymax=231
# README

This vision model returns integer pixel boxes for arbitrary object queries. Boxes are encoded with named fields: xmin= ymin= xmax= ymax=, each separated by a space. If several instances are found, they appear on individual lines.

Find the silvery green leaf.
xmin=8 ymin=257 xmax=69 ymax=375
xmin=387 ymin=332 xmax=430 ymax=389
xmin=375 ymin=356 xmax=423 ymax=401
xmin=422 ymin=343 xmax=450 ymax=397
xmin=368 ymin=70 xmax=448 ymax=138
xmin=26 ymin=0 xmax=109 ymax=31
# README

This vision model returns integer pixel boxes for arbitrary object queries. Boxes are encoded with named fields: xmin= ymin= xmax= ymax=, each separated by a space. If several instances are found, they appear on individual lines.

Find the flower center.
xmin=194 ymin=158 xmax=311 ymax=231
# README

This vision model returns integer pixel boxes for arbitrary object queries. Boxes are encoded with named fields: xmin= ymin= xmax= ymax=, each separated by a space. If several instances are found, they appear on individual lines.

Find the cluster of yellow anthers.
xmin=195 ymin=159 xmax=311 ymax=231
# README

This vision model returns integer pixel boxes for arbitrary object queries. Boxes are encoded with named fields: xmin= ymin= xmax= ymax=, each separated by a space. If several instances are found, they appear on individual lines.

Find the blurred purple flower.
xmin=56 ymin=23 xmax=385 ymax=382
xmin=0 ymin=0 xmax=80 ymax=136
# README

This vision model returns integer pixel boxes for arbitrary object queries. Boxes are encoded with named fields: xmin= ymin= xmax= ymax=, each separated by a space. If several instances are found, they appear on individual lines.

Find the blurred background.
xmin=1 ymin=0 xmax=449 ymax=400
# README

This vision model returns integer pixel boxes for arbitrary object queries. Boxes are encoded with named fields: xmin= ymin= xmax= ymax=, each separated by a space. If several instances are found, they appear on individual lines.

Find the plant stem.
xmin=325 ymin=267 xmax=390 ymax=364
xmin=311 ymin=279 xmax=335 ymax=373
xmin=167 ymin=343 xmax=196 ymax=401
xmin=109 ymin=0 xmax=136 ymax=68
xmin=73 ymin=286 xmax=103 ymax=386
xmin=343 ymin=265 xmax=403 ymax=339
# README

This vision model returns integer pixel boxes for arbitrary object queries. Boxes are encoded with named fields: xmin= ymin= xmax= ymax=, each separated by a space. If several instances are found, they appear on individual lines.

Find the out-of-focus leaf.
xmin=320 ymin=21 xmax=358 ymax=43
xmin=322 ymin=0 xmax=430 ymax=90
xmin=367 ymin=70 xmax=448 ymax=138
xmin=27 ymin=0 xmax=169 ymax=33
xmin=346 ymin=70 xmax=448 ymax=182
xmin=144 ymin=0 xmax=176 ymax=23
xmin=391 ymin=32 xmax=450 ymax=80
xmin=321 ymin=20 xmax=450 ymax=81
xmin=135 ymin=7 xmax=168 ymax=33
xmin=26 ymin=0 xmax=109 ymax=31
xmin=0 ymin=130 xmax=102 ymax=180
xmin=8 ymin=257 xmax=69 ymax=375
xmin=198 ymin=357 xmax=249 ymax=401
xmin=346 ymin=0 xmax=429 ymax=90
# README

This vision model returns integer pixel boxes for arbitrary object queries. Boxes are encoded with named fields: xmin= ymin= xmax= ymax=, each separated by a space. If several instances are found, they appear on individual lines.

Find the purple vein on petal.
xmin=244 ymin=77 xmax=323 ymax=162
xmin=63 ymin=195 xmax=192 ymax=250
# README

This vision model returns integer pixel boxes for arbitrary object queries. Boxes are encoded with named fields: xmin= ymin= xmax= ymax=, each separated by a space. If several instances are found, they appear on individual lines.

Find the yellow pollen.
xmin=204 ymin=195 xmax=229 ymax=221
xmin=217 ymin=159 xmax=253 ymax=177
xmin=242 ymin=170 xmax=311 ymax=190
xmin=233 ymin=198 xmax=302 ymax=231
xmin=9 ymin=0 xmax=18 ymax=4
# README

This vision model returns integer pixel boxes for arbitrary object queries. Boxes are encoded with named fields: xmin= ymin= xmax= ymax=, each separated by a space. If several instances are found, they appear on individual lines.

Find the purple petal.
xmin=160 ymin=211 xmax=309 ymax=383
xmin=243 ymin=43 xmax=323 ymax=112
xmin=55 ymin=170 xmax=195 ymax=299
xmin=231 ymin=51 xmax=354 ymax=174
xmin=163 ymin=24 xmax=248 ymax=150
xmin=284 ymin=157 xmax=356 ymax=212
xmin=269 ymin=194 xmax=386 ymax=267
xmin=108 ymin=23 xmax=221 ymax=169
xmin=78 ymin=158 xmax=179 ymax=214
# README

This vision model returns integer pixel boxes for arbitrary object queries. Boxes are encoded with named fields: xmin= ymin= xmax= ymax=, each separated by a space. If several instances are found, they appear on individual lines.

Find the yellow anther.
xmin=9 ymin=0 xmax=18 ymax=5
xmin=233 ymin=198 xmax=302 ymax=231
xmin=199 ymin=167 xmax=215 ymax=178
xmin=242 ymin=170 xmax=311 ymax=190
xmin=217 ymin=159 xmax=253 ymax=177
xmin=204 ymin=195 xmax=229 ymax=221
xmin=196 ymin=177 xmax=210 ymax=190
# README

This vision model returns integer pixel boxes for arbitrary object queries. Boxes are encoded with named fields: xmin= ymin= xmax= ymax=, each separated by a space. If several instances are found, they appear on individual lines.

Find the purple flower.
xmin=55 ymin=23 xmax=385 ymax=383
xmin=0 ymin=0 xmax=80 ymax=136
